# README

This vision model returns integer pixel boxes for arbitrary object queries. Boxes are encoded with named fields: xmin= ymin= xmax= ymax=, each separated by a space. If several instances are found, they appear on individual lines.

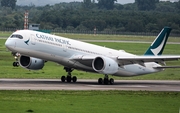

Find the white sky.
xmin=17 ymin=0 xmax=135 ymax=6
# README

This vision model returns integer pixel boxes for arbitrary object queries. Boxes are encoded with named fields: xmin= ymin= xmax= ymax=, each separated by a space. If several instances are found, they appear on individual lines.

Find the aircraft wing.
xmin=117 ymin=55 xmax=180 ymax=66
xmin=70 ymin=55 xmax=180 ymax=67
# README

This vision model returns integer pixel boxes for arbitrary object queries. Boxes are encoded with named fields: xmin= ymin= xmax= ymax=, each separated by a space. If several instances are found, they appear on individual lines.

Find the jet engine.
xmin=19 ymin=55 xmax=44 ymax=70
xmin=92 ymin=56 xmax=119 ymax=74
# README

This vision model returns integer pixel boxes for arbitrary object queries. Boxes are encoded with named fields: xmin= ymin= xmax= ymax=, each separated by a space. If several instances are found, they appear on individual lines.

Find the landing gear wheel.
xmin=13 ymin=62 xmax=16 ymax=67
xmin=109 ymin=78 xmax=114 ymax=85
xmin=98 ymin=78 xmax=103 ymax=84
xmin=67 ymin=76 xmax=71 ymax=82
xmin=98 ymin=74 xmax=114 ymax=85
xmin=13 ymin=62 xmax=19 ymax=67
xmin=72 ymin=76 xmax=77 ymax=83
xmin=61 ymin=76 xmax=66 ymax=82
xmin=104 ymin=78 xmax=109 ymax=85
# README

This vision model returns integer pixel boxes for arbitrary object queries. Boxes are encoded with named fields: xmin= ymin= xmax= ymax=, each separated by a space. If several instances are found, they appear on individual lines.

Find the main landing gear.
xmin=61 ymin=67 xmax=114 ymax=85
xmin=98 ymin=74 xmax=114 ymax=85
xmin=61 ymin=67 xmax=77 ymax=83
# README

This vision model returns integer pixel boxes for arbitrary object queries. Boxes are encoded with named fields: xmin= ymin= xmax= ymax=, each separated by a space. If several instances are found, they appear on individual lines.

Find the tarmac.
xmin=0 ymin=79 xmax=180 ymax=91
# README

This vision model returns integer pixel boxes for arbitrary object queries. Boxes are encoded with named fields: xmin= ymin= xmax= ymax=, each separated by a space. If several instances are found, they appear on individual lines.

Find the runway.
xmin=0 ymin=79 xmax=180 ymax=91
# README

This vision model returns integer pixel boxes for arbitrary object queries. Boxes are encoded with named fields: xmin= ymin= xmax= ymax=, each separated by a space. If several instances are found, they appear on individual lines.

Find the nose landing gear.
xmin=13 ymin=61 xmax=19 ymax=67
xmin=12 ymin=52 xmax=20 ymax=67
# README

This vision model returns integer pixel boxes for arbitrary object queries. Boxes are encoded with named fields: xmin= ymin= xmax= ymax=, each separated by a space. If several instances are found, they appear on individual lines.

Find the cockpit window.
xmin=10 ymin=34 xmax=23 ymax=39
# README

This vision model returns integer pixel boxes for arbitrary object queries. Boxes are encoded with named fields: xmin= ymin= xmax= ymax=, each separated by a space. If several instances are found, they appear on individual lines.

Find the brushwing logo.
xmin=24 ymin=39 xmax=30 ymax=45
xmin=150 ymin=33 xmax=166 ymax=56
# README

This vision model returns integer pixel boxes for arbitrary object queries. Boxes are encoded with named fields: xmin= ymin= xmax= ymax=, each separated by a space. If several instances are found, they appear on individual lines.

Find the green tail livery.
xmin=144 ymin=27 xmax=172 ymax=56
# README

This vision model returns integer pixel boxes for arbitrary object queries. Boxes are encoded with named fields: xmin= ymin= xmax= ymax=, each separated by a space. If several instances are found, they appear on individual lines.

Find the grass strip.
xmin=0 ymin=90 xmax=180 ymax=113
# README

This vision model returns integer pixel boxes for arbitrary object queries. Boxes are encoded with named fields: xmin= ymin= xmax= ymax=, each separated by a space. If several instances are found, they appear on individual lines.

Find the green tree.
xmin=156 ymin=1 xmax=177 ymax=12
xmin=97 ymin=0 xmax=117 ymax=10
xmin=135 ymin=0 xmax=159 ymax=11
xmin=83 ymin=0 xmax=92 ymax=9
xmin=176 ymin=0 xmax=180 ymax=10
xmin=1 ymin=0 xmax=17 ymax=10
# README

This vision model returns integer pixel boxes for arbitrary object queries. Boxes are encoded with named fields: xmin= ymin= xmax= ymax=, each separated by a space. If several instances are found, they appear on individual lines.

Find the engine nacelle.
xmin=19 ymin=56 xmax=44 ymax=70
xmin=92 ymin=56 xmax=119 ymax=75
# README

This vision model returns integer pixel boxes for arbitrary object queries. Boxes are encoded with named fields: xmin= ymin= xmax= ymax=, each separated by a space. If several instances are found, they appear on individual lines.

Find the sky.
xmin=17 ymin=0 xmax=135 ymax=6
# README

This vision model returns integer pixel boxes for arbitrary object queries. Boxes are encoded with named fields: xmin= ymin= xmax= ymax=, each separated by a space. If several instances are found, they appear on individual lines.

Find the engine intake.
xmin=92 ymin=56 xmax=119 ymax=74
xmin=19 ymin=56 xmax=44 ymax=70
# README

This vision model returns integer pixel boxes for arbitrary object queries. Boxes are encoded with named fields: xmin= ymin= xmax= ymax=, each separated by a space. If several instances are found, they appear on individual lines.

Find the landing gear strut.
xmin=98 ymin=74 xmax=114 ymax=85
xmin=61 ymin=67 xmax=77 ymax=83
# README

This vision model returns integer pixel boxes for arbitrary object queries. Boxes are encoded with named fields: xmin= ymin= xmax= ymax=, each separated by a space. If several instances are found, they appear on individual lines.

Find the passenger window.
xmin=10 ymin=34 xmax=23 ymax=39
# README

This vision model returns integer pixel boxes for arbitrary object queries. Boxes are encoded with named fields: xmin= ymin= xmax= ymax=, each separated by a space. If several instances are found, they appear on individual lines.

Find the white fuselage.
xmin=5 ymin=30 xmax=162 ymax=77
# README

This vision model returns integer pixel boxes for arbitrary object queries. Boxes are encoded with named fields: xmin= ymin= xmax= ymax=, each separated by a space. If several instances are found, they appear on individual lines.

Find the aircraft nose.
xmin=5 ymin=39 xmax=11 ymax=47
xmin=5 ymin=39 xmax=15 ymax=50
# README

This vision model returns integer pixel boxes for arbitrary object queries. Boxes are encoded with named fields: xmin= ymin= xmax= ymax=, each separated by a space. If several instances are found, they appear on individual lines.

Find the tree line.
xmin=0 ymin=0 xmax=180 ymax=34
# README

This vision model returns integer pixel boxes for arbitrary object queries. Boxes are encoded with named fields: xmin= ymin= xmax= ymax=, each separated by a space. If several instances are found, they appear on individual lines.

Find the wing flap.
xmin=70 ymin=55 xmax=96 ymax=60
xmin=153 ymin=66 xmax=180 ymax=69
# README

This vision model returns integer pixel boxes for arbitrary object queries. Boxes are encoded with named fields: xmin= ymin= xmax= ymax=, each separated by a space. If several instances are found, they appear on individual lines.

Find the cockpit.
xmin=10 ymin=34 xmax=23 ymax=39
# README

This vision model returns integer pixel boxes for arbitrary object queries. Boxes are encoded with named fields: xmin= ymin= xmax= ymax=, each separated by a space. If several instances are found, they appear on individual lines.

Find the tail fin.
xmin=144 ymin=27 xmax=172 ymax=56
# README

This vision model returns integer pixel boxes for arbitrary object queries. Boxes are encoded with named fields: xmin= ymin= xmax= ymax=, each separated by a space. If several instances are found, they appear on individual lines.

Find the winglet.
xmin=144 ymin=27 xmax=172 ymax=56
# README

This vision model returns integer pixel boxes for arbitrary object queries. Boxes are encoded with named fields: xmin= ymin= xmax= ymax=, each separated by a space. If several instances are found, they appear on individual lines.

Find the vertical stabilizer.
xmin=144 ymin=27 xmax=172 ymax=56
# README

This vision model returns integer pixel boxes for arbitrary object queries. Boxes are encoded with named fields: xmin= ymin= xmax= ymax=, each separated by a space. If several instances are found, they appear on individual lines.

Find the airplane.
xmin=5 ymin=27 xmax=180 ymax=85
